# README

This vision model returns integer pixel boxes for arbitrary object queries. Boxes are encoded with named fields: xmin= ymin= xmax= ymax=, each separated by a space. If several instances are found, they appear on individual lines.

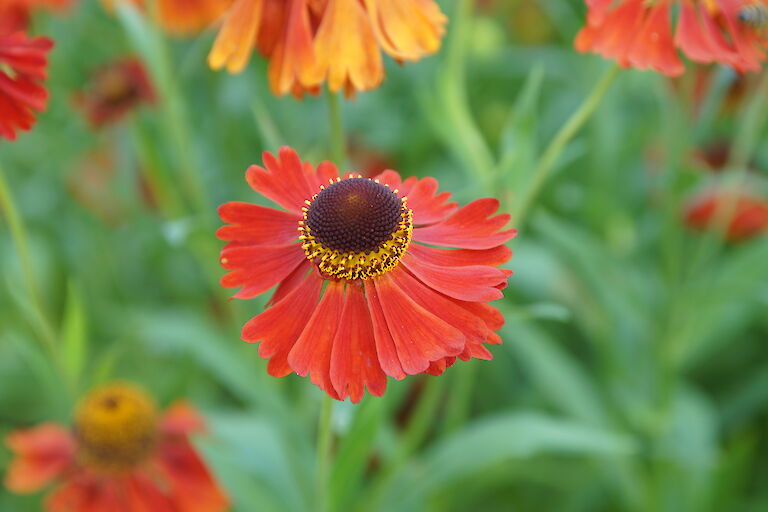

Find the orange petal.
xmin=208 ymin=0 xmax=264 ymax=73
xmin=4 ymin=423 xmax=75 ymax=493
xmin=363 ymin=0 xmax=447 ymax=61
xmin=313 ymin=0 xmax=383 ymax=94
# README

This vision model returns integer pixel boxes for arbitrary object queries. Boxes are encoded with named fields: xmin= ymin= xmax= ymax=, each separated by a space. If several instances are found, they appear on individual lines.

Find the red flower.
xmin=217 ymin=147 xmax=516 ymax=402
xmin=4 ymin=383 xmax=229 ymax=512
xmin=74 ymin=57 xmax=156 ymax=128
xmin=576 ymin=0 xmax=768 ymax=76
xmin=0 ymin=32 xmax=53 ymax=141
xmin=685 ymin=189 xmax=768 ymax=241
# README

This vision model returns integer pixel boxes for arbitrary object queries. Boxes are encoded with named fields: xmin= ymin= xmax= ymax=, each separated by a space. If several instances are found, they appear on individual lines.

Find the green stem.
xmin=359 ymin=377 xmax=446 ymax=511
xmin=437 ymin=0 xmax=495 ymax=188
xmin=512 ymin=65 xmax=620 ymax=225
xmin=315 ymin=395 xmax=334 ymax=512
xmin=327 ymin=90 xmax=346 ymax=166
xmin=0 ymin=166 xmax=62 ymax=374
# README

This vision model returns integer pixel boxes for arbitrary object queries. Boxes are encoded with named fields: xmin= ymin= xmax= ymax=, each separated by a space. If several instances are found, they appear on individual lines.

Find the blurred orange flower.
xmin=74 ymin=57 xmax=156 ymax=128
xmin=685 ymin=189 xmax=768 ymax=241
xmin=208 ymin=0 xmax=447 ymax=97
xmin=576 ymin=0 xmax=768 ymax=76
xmin=4 ymin=383 xmax=229 ymax=512
xmin=0 ymin=32 xmax=53 ymax=140
xmin=101 ymin=0 xmax=231 ymax=36
xmin=217 ymin=147 xmax=515 ymax=402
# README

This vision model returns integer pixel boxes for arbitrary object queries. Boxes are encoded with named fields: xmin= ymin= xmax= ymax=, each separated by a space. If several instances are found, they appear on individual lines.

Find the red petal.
xmin=160 ymin=401 xmax=206 ymax=436
xmin=217 ymin=202 xmax=301 ymax=245
xmin=373 ymin=169 xmax=402 ymax=190
xmin=242 ymin=269 xmax=323 ymax=376
xmin=390 ymin=266 xmax=489 ymax=342
xmin=363 ymin=278 xmax=406 ymax=379
xmin=4 ymin=424 xmax=75 ymax=493
xmin=401 ymin=251 xmax=508 ymax=302
xmin=407 ymin=242 xmax=512 ymax=267
xmin=627 ymin=3 xmax=684 ymax=76
xmin=330 ymin=282 xmax=387 ymax=402
xmin=405 ymin=177 xmax=458 ymax=225
xmin=155 ymin=438 xmax=230 ymax=512
xmin=220 ymin=243 xmax=306 ymax=299
xmin=267 ymin=259 xmax=312 ymax=306
xmin=412 ymin=198 xmax=516 ymax=249
xmin=288 ymin=280 xmax=345 ymax=399
xmin=374 ymin=273 xmax=464 ymax=375
xmin=245 ymin=146 xmax=318 ymax=213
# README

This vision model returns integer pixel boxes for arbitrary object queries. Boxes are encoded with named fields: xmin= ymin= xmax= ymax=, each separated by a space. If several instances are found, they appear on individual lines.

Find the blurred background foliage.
xmin=2 ymin=0 xmax=768 ymax=511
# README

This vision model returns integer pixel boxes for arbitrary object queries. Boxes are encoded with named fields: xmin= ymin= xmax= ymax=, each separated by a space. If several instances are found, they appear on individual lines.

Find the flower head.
xmin=576 ymin=0 xmax=768 ymax=76
xmin=4 ymin=382 xmax=229 ymax=512
xmin=685 ymin=188 xmax=768 ymax=241
xmin=0 ymin=32 xmax=53 ymax=140
xmin=217 ymin=147 xmax=516 ymax=402
xmin=74 ymin=57 xmax=156 ymax=128
xmin=208 ymin=0 xmax=447 ymax=97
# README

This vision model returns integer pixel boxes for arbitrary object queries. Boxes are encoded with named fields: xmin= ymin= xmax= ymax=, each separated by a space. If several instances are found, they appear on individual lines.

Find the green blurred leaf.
xmin=60 ymin=280 xmax=87 ymax=389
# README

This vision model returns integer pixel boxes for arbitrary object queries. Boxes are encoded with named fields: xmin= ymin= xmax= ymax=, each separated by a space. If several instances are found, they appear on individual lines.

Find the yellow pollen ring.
xmin=73 ymin=382 xmax=158 ymax=472
xmin=300 ymin=182 xmax=413 ymax=281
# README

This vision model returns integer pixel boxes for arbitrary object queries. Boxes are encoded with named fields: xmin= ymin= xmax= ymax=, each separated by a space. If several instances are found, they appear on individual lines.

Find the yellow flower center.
xmin=73 ymin=383 xmax=158 ymax=471
xmin=300 ymin=177 xmax=413 ymax=280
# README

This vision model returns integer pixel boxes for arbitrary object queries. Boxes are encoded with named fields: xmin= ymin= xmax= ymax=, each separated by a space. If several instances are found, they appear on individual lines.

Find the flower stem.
xmin=0 ymin=165 xmax=61 ymax=374
xmin=314 ymin=395 xmax=334 ymax=512
xmin=512 ymin=64 xmax=620 ymax=225
xmin=327 ymin=90 xmax=346 ymax=166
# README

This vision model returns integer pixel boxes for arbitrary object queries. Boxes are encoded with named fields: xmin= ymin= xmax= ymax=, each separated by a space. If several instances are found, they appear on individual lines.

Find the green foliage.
xmin=1 ymin=0 xmax=768 ymax=511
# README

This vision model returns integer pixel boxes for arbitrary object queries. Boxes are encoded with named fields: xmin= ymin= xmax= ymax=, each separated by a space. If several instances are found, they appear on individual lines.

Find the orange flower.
xmin=0 ymin=32 xmax=53 ymax=140
xmin=576 ymin=0 xmax=768 ymax=76
xmin=74 ymin=57 xmax=156 ymax=128
xmin=685 ymin=188 xmax=768 ymax=241
xmin=208 ymin=0 xmax=447 ymax=97
xmin=4 ymin=383 xmax=229 ymax=512
xmin=217 ymin=147 xmax=515 ymax=402
xmin=100 ymin=0 xmax=231 ymax=37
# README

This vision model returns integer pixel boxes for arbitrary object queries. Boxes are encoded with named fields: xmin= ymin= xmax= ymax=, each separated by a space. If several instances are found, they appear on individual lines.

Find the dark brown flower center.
xmin=300 ymin=177 xmax=413 ymax=281
xmin=305 ymin=177 xmax=403 ymax=253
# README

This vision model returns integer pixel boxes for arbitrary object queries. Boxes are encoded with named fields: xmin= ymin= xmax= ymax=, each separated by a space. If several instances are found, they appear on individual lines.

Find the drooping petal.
xmin=242 ymin=268 xmax=323 ymax=376
xmin=363 ymin=0 xmax=447 ymax=61
xmin=245 ymin=146 xmax=318 ymax=213
xmin=313 ymin=0 xmax=383 ymax=95
xmin=4 ymin=424 xmax=75 ymax=493
xmin=268 ymin=0 xmax=322 ymax=95
xmin=389 ymin=266 xmax=490 ymax=343
xmin=220 ymin=243 xmax=306 ymax=299
xmin=364 ymin=278 xmax=407 ymax=379
xmin=330 ymin=282 xmax=387 ymax=402
xmin=627 ymin=2 xmax=684 ymax=76
xmin=413 ymin=198 xmax=516 ymax=249
xmin=208 ymin=0 xmax=264 ymax=73
xmin=288 ymin=280 xmax=345 ymax=399
xmin=374 ymin=273 xmax=464 ymax=374
xmin=268 ymin=259 xmax=312 ymax=306
xmin=401 ymin=251 xmax=508 ymax=302
xmin=217 ymin=202 xmax=301 ymax=245
xmin=155 ymin=437 xmax=230 ymax=512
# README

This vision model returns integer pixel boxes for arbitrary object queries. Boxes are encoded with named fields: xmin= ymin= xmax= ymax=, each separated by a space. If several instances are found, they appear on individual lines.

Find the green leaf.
xmin=60 ymin=280 xmax=87 ymax=389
